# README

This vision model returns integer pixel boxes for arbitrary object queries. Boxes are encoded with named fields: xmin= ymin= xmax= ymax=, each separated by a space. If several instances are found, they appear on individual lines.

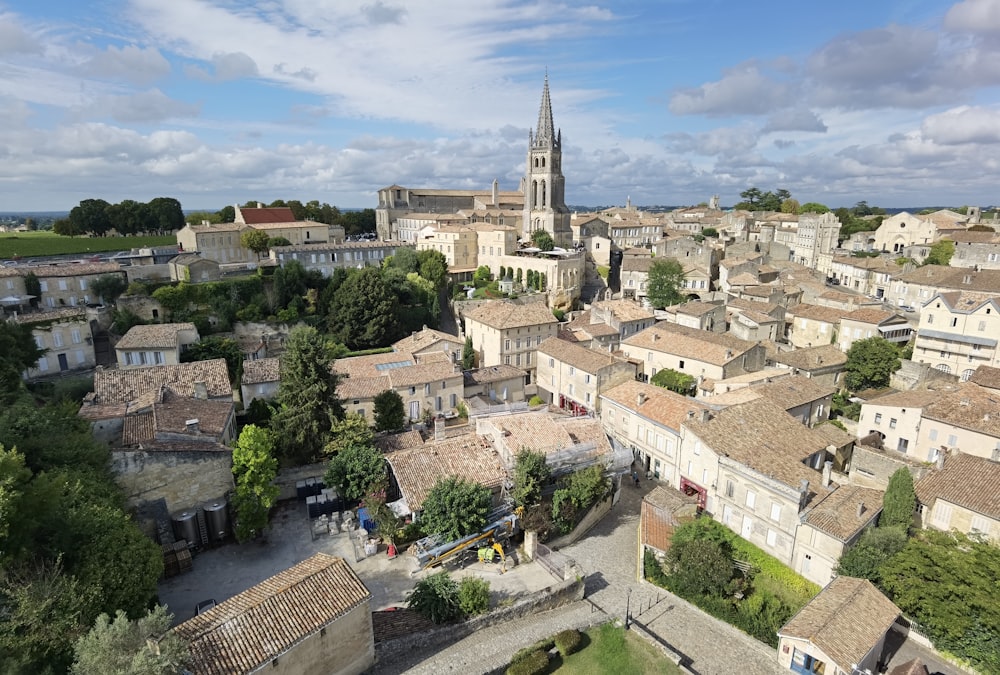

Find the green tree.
xmin=267 ymin=236 xmax=292 ymax=247
xmin=53 ymin=217 xmax=84 ymax=237
xmin=880 ymin=468 xmax=916 ymax=532
xmin=146 ymin=197 xmax=185 ymax=232
xmin=922 ymin=240 xmax=955 ymax=266
xmin=90 ymin=274 xmax=128 ymax=306
xmin=217 ymin=205 xmax=235 ymax=222
xmin=0 ymin=322 xmax=44 ymax=403
xmin=473 ymin=265 xmax=492 ymax=285
xmin=701 ymin=227 xmax=719 ymax=238
xmin=387 ymin=247 xmax=420 ymax=273
xmin=231 ymin=425 xmax=279 ymax=542
xmin=665 ymin=537 xmax=735 ymax=598
xmin=23 ymin=272 xmax=41 ymax=307
xmin=150 ymin=282 xmax=192 ymax=317
xmin=645 ymin=258 xmax=686 ymax=308
xmin=551 ymin=465 xmax=609 ymax=533
xmin=650 ymin=368 xmax=696 ymax=395
xmin=417 ymin=249 xmax=449 ymax=289
xmin=373 ymin=389 xmax=406 ymax=433
xmin=458 ymin=576 xmax=490 ymax=616
xmin=328 ymin=267 xmax=400 ymax=349
xmin=844 ymin=337 xmax=902 ymax=391
xmin=270 ymin=325 xmax=344 ymax=464
xmin=531 ymin=229 xmax=554 ymax=252
xmin=71 ymin=605 xmax=189 ymax=675
xmin=834 ymin=526 xmax=907 ymax=581
xmin=462 ymin=336 xmax=476 ymax=370
xmin=69 ymin=199 xmax=112 ymax=236
xmin=240 ymin=229 xmax=271 ymax=259
xmin=323 ymin=412 xmax=374 ymax=456
xmin=799 ymin=202 xmax=830 ymax=214
xmin=420 ymin=476 xmax=492 ymax=541
xmin=780 ymin=198 xmax=800 ymax=214
xmin=325 ymin=443 xmax=386 ymax=503
xmin=407 ymin=571 xmax=461 ymax=624
xmin=512 ymin=448 xmax=551 ymax=508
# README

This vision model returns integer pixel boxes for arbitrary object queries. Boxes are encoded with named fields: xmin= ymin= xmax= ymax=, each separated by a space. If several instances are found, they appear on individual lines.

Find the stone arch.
xmin=935 ymin=363 xmax=952 ymax=374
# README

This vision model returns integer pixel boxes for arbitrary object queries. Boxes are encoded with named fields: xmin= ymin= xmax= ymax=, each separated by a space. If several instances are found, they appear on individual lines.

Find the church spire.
xmin=534 ymin=74 xmax=556 ymax=147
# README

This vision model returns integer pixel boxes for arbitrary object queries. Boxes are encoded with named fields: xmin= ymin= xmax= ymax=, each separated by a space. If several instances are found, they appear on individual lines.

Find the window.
xmin=410 ymin=386 xmax=416 ymax=395
xmin=586 ymin=392 xmax=592 ymax=403
xmin=154 ymin=351 xmax=164 ymax=364
xmin=686 ymin=461 xmax=692 ymax=475
xmin=37 ymin=356 xmax=48 ymax=372
xmin=548 ymin=358 xmax=554 ymax=367
xmin=34 ymin=336 xmax=44 ymax=349
xmin=568 ymin=366 xmax=575 ymax=376
xmin=550 ymin=375 xmax=555 ymax=386
xmin=71 ymin=329 xmax=82 ymax=344
xmin=75 ymin=350 xmax=85 ymax=364
xmin=951 ymin=317 xmax=958 ymax=327
xmin=766 ymin=529 xmax=777 ymax=547
xmin=947 ymin=434 xmax=958 ymax=447
xmin=647 ymin=352 xmax=653 ymax=362
xmin=425 ymin=383 xmax=431 ymax=395
xmin=979 ymin=320 xmax=987 ymax=331
xmin=568 ymin=383 xmax=574 ymax=396
xmin=770 ymin=503 xmax=781 ymax=522
xmin=927 ymin=314 xmax=934 ymax=324
xmin=58 ymin=279 xmax=68 ymax=291
xmin=79 ymin=279 xmax=87 ymax=290
xmin=53 ymin=333 xmax=64 ymax=347
xmin=745 ymin=490 xmax=756 ymax=509
xmin=932 ymin=502 xmax=952 ymax=528
xmin=725 ymin=480 xmax=734 ymax=498
xmin=929 ymin=429 xmax=938 ymax=441
xmin=693 ymin=441 xmax=701 ymax=456
xmin=874 ymin=412 xmax=882 ymax=424
xmin=504 ymin=339 xmax=511 ymax=351
xmin=585 ymin=374 xmax=591 ymax=384
xmin=971 ymin=514 xmax=992 ymax=535
xmin=889 ymin=418 xmax=897 ymax=429
xmin=436 ymin=396 xmax=442 ymax=411
xmin=39 ymin=280 xmax=48 ymax=292
xmin=678 ymin=360 xmax=685 ymax=369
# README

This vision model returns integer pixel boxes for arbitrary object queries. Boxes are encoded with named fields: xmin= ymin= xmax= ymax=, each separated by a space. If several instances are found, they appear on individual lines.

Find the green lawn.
xmin=555 ymin=623 xmax=681 ymax=674
xmin=0 ymin=231 xmax=176 ymax=259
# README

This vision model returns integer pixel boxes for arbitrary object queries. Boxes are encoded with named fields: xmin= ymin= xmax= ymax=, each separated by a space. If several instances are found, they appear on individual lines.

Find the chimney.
xmin=936 ymin=451 xmax=945 ymax=470
xmin=856 ymin=501 xmax=865 ymax=518
xmin=701 ymin=409 xmax=711 ymax=423
xmin=822 ymin=460 xmax=832 ymax=488
xmin=492 ymin=178 xmax=499 ymax=207
xmin=185 ymin=418 xmax=200 ymax=434
xmin=257 ymin=202 xmax=263 ymax=209
xmin=194 ymin=381 xmax=208 ymax=400
xmin=687 ymin=410 xmax=695 ymax=419
xmin=637 ymin=392 xmax=647 ymax=407
xmin=799 ymin=479 xmax=809 ymax=495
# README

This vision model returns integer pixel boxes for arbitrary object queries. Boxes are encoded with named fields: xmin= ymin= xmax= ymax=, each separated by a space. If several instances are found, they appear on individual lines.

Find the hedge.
xmin=554 ymin=628 xmax=583 ymax=656
xmin=505 ymin=650 xmax=549 ymax=675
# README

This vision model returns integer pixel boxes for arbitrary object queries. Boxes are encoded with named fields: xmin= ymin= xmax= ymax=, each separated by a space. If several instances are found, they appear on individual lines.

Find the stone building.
xmin=913 ymin=291 xmax=1000 ymax=379
xmin=115 ymin=322 xmax=200 ymax=368
xmin=463 ymin=300 xmax=559 ymax=387
xmin=270 ymin=240 xmax=408 ymax=277
xmin=16 ymin=308 xmax=96 ymax=378
xmin=621 ymin=322 xmax=766 ymax=383
xmin=535 ymin=336 xmax=636 ymax=415
xmin=915 ymin=452 xmax=1000 ymax=543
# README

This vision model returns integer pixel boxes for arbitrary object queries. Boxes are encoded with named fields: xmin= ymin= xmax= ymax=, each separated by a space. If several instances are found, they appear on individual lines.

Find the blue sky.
xmin=1 ymin=0 xmax=999 ymax=211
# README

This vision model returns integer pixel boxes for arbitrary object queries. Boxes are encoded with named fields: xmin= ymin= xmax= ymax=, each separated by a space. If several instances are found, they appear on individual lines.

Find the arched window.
xmin=531 ymin=181 xmax=538 ymax=208
xmin=961 ymin=369 xmax=975 ymax=382
xmin=541 ymin=157 xmax=546 ymax=168
xmin=534 ymin=157 xmax=539 ymax=168
xmin=935 ymin=364 xmax=952 ymax=374
xmin=541 ymin=180 xmax=547 ymax=207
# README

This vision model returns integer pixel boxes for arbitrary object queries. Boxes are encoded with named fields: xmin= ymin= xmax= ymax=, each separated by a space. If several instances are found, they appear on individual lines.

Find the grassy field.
xmin=555 ymin=623 xmax=681 ymax=674
xmin=0 ymin=231 xmax=176 ymax=259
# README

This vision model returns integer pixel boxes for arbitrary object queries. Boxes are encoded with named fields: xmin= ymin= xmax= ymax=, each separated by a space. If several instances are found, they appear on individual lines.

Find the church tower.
xmin=523 ymin=75 xmax=572 ymax=246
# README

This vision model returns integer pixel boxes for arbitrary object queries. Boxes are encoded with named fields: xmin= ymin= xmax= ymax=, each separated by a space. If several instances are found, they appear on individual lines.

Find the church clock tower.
xmin=523 ymin=76 xmax=572 ymax=246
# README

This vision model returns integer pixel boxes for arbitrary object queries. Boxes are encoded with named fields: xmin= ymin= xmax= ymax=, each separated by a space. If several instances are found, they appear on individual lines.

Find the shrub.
xmin=554 ymin=628 xmax=583 ymax=656
xmin=643 ymin=549 xmax=670 ymax=586
xmin=458 ymin=576 xmax=490 ymax=616
xmin=505 ymin=650 xmax=549 ymax=675
xmin=407 ymin=571 xmax=461 ymax=624
xmin=528 ymin=395 xmax=545 ymax=406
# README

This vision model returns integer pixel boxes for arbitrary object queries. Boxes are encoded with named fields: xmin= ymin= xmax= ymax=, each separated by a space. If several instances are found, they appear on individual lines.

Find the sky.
xmin=1 ymin=0 xmax=1000 ymax=212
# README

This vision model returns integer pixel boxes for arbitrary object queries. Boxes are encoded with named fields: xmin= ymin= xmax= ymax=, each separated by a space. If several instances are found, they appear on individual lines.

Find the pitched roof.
xmin=17 ymin=262 xmax=124 ymax=278
xmin=673 ymin=301 xmax=722 ymax=317
xmin=842 ymin=308 xmax=900 ymax=325
xmin=623 ymin=322 xmax=757 ymax=366
xmin=385 ymin=433 xmax=507 ymax=510
xmin=896 ymin=265 xmax=1000 ymax=293
xmin=792 ymin=303 xmax=851 ymax=324
xmin=116 ymin=322 xmax=197 ymax=350
xmin=769 ymin=344 xmax=848 ymax=371
xmin=779 ymin=576 xmax=899 ymax=671
xmin=392 ymin=327 xmax=463 ymax=354
xmin=90 ymin=359 xmax=231 ymax=404
xmin=915 ymin=452 xmax=1000 ymax=519
xmin=241 ymin=357 xmax=281 ymax=385
xmin=968 ymin=365 xmax=1000 ymax=390
xmin=601 ymin=381 xmax=709 ymax=432
xmin=804 ymin=485 xmax=884 ymax=541
xmin=621 ymin=256 xmax=653 ymax=273
xmin=685 ymin=398 xmax=830 ymax=493
xmin=641 ymin=486 xmax=698 ymax=552
xmin=921 ymin=383 xmax=1000 ymax=438
xmin=237 ymin=206 xmax=297 ymax=224
xmin=751 ymin=374 xmax=834 ymax=410
xmin=888 ymin=658 xmax=930 ymax=675
xmin=484 ymin=412 xmax=612 ymax=460
xmin=153 ymin=392 xmax=234 ymax=437
xmin=538 ymin=336 xmax=622 ymax=373
xmin=861 ymin=389 xmax=939 ymax=410
xmin=174 ymin=553 xmax=371 ymax=675
xmin=464 ymin=300 xmax=558 ymax=330
xmin=464 ymin=364 xmax=527 ymax=385
xmin=13 ymin=307 xmax=87 ymax=325
xmin=590 ymin=299 xmax=655 ymax=322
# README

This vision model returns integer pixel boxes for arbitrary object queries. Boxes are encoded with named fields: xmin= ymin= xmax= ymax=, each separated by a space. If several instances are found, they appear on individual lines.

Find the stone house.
xmin=535 ymin=336 xmax=636 ymax=415
xmin=620 ymin=251 xmax=653 ymax=303
xmin=729 ymin=307 xmax=784 ymax=342
xmin=463 ymin=300 xmax=560 ymax=387
xmin=416 ymin=224 xmax=478 ymax=275
xmin=463 ymin=364 xmax=528 ymax=404
xmin=391 ymin=326 xmax=465 ymax=363
xmin=788 ymin=304 xmax=851 ymax=349
xmin=917 ymin=383 xmax=1000 ymax=462
xmin=873 ymin=211 xmax=942 ymax=253
xmin=948 ymin=230 xmax=1000 ymax=270
xmin=600 ymin=381 xmax=710 ymax=485
xmin=768 ymin=344 xmax=848 ymax=390
xmin=270 ymin=240 xmax=407 ymax=277
xmin=751 ymin=374 xmax=834 ymax=428
xmin=858 ymin=389 xmax=939 ymax=458
xmin=915 ymin=452 xmax=1000 ymax=543
xmin=589 ymin=299 xmax=656 ymax=341
xmin=168 ymin=253 xmax=220 ymax=283
xmin=838 ymin=308 xmax=912 ymax=353
xmin=888 ymin=265 xmax=1000 ymax=315
xmin=16 ymin=308 xmax=96 ymax=378
xmin=639 ymin=486 xmax=699 ymax=573
xmin=829 ymin=255 xmax=905 ymax=298
xmin=661 ymin=301 xmax=726 ymax=333
xmin=792 ymin=481 xmax=884 ymax=586
xmin=621 ymin=322 xmax=766 ymax=383
xmin=115 ymin=322 xmax=200 ymax=368
xmin=174 ymin=553 xmax=374 ymax=675
xmin=0 ymin=262 xmax=126 ymax=309
xmin=559 ymin=310 xmax=622 ymax=351
xmin=777 ymin=576 xmax=899 ymax=675
xmin=240 ymin=356 xmax=281 ymax=404
xmin=913 ymin=291 xmax=1000 ymax=379
xmin=680 ymin=398 xmax=833 ymax=563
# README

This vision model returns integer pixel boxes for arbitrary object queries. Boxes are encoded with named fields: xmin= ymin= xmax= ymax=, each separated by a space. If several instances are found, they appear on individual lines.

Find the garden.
xmin=505 ymin=623 xmax=681 ymax=675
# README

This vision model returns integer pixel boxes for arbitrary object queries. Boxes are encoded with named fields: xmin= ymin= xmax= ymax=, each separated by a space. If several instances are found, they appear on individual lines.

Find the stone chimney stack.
xmin=822 ymin=460 xmax=833 ymax=488
xmin=701 ymin=409 xmax=711 ymax=423
xmin=856 ymin=501 xmax=865 ymax=518
xmin=936 ymin=451 xmax=945 ymax=470
xmin=637 ymin=392 xmax=647 ymax=407
xmin=194 ymin=381 xmax=208 ymax=400
xmin=799 ymin=479 xmax=810 ymax=509
xmin=492 ymin=179 xmax=499 ymax=207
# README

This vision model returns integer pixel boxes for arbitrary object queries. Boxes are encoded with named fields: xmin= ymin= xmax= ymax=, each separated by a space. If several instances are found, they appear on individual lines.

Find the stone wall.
xmin=273 ymin=463 xmax=327 ymax=502
xmin=374 ymin=576 xmax=585 ymax=662
xmin=117 ymin=294 xmax=165 ymax=322
xmin=891 ymin=360 xmax=958 ymax=391
xmin=112 ymin=447 xmax=234 ymax=534
xmin=271 ymin=601 xmax=374 ymax=675
xmin=849 ymin=444 xmax=930 ymax=490
xmin=547 ymin=492 xmax=615 ymax=549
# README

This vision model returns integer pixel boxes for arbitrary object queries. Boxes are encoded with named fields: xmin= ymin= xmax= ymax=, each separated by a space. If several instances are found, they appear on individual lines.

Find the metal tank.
xmin=202 ymin=499 xmax=230 ymax=543
xmin=172 ymin=510 xmax=199 ymax=548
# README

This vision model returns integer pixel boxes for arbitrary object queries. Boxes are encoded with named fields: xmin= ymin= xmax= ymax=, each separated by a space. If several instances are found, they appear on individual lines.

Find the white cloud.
xmin=76 ymin=89 xmax=202 ymax=124
xmin=945 ymin=0 xmax=1000 ymax=35
xmin=186 ymin=51 xmax=259 ymax=82
xmin=77 ymin=44 xmax=171 ymax=86
xmin=761 ymin=109 xmax=827 ymax=134
xmin=669 ymin=64 xmax=791 ymax=116
xmin=921 ymin=105 xmax=1000 ymax=144
xmin=0 ymin=13 xmax=43 ymax=55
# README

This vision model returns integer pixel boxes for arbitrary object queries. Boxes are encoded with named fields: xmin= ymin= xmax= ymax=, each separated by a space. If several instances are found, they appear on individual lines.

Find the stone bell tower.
xmin=522 ymin=75 xmax=572 ymax=246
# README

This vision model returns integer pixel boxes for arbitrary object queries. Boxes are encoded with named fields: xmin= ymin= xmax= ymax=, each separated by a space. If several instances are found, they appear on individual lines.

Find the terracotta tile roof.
xmin=804 ymin=485 xmax=884 ymax=541
xmin=464 ymin=364 xmax=527 ymax=385
xmin=91 ymin=359 xmax=231 ymax=404
xmin=812 ymin=422 xmax=855 ymax=448
xmin=623 ymin=322 xmax=757 ymax=366
xmin=13 ymin=307 xmax=87 ymax=324
xmin=842 ymin=308 xmax=897 ymax=325
xmin=726 ymin=297 xmax=782 ymax=315
xmin=792 ymin=303 xmax=851 ymax=324
xmin=591 ymin=299 xmax=654 ymax=322
xmin=116 ymin=322 xmax=197 ymax=350
xmin=186 ymin=222 xmax=245 ymax=233
xmin=915 ymin=452 xmax=1000 ymax=519
xmin=339 ymin=374 xmax=392 ymax=400
xmin=602 ymin=381 xmax=709 ymax=432
xmin=896 ymin=265 xmax=1000 ymax=293
xmin=673 ymin=301 xmax=722 ymax=317
xmin=484 ymin=412 xmax=612 ymax=460
xmin=388 ymin=361 xmax=461 ymax=389
xmin=464 ymin=300 xmax=558 ymax=330
xmin=241 ymin=357 xmax=280 ymax=385
xmin=862 ymin=389 xmax=939 ymax=410
xmin=921 ymin=383 xmax=1000 ymax=437
xmin=333 ymin=352 xmax=416 ymax=379
xmin=888 ymin=658 xmax=930 ymax=675
xmin=174 ymin=553 xmax=370 ymax=675
xmin=386 ymin=433 xmax=506 ymax=510
xmin=969 ymin=365 xmax=1000 ymax=390
xmin=780 ymin=576 xmax=899 ymax=671
xmin=169 ymin=253 xmax=215 ymax=266
xmin=23 ymin=262 xmax=124 ymax=278
xmin=770 ymin=345 xmax=847 ymax=371
xmin=931 ymin=290 xmax=1000 ymax=313
xmin=621 ymin=256 xmax=652 ymax=273
xmin=565 ymin=311 xmax=619 ymax=336
xmin=734 ymin=309 xmax=779 ymax=326
xmin=392 ymin=327 xmax=463 ymax=354
xmin=538 ymin=336 xmax=622 ymax=373
xmin=121 ymin=411 xmax=155 ymax=445
xmin=685 ymin=398 xmax=830 ymax=492
xmin=274 ymin=240 xmax=404 ymax=253
xmin=641 ymin=486 xmax=698 ymax=552
xmin=237 ymin=206 xmax=296 ymax=224
xmin=751 ymin=375 xmax=834 ymax=410
xmin=153 ymin=392 xmax=233 ymax=437
xmin=374 ymin=430 xmax=424 ymax=453
xmin=131 ymin=440 xmax=232 ymax=453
